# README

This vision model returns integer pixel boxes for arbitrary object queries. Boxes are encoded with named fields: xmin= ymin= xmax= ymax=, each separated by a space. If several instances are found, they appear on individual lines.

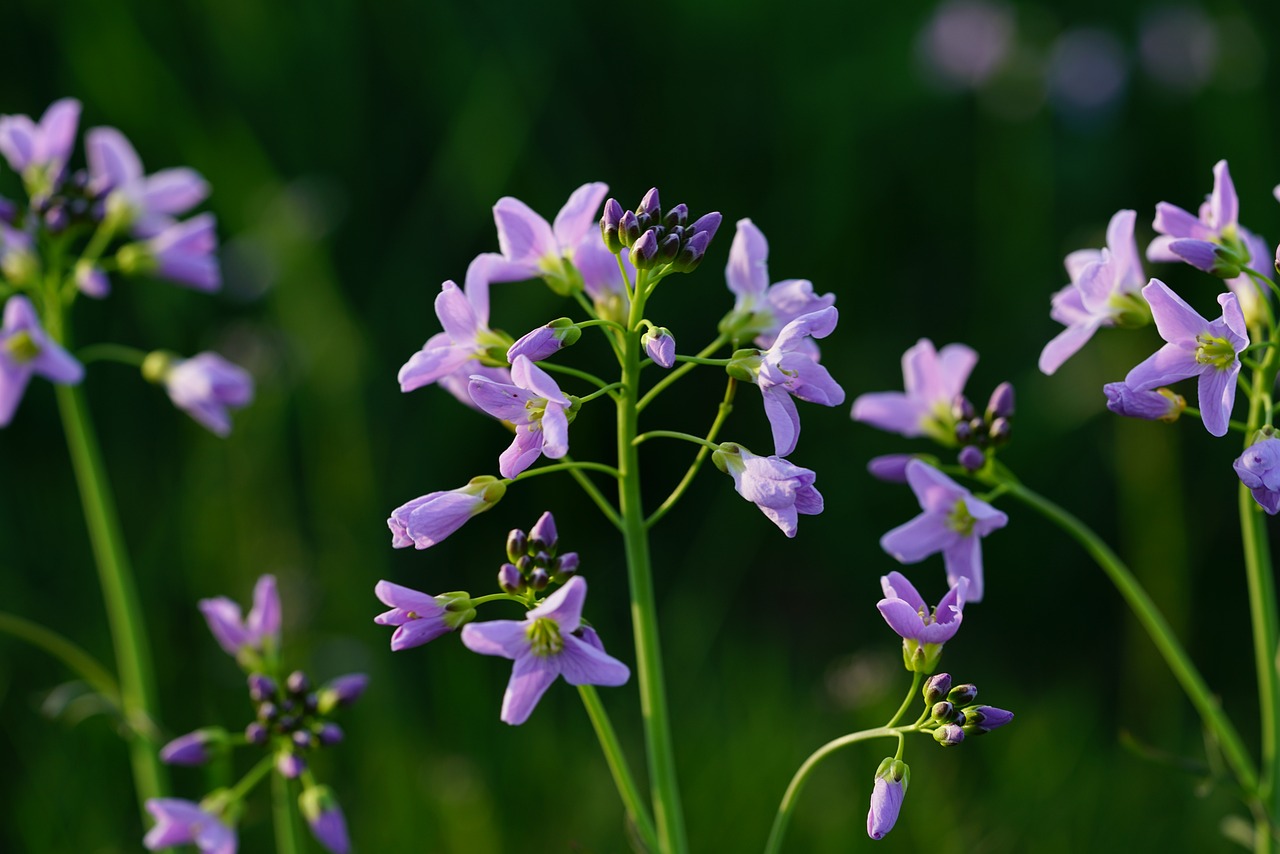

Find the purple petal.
xmin=247 ymin=575 xmax=280 ymax=646
xmin=434 ymin=281 xmax=481 ymax=346
xmin=465 ymin=251 xmax=534 ymax=321
xmin=867 ymin=777 xmax=904 ymax=840
xmin=725 ymin=218 xmax=769 ymax=297
xmin=771 ymin=306 xmax=838 ymax=352
xmin=1218 ymin=291 xmax=1249 ymax=347
xmin=494 ymin=197 xmax=556 ymax=266
xmin=850 ymin=391 xmax=928 ymax=436
xmin=468 ymin=375 xmax=537 ymax=422
xmin=398 ymin=338 xmax=475 ymax=393
xmin=1143 ymin=279 xmax=1207 ymax=345
xmin=867 ymin=454 xmax=914 ymax=483
xmin=86 ymin=126 xmax=143 ymax=193
xmin=1125 ymin=342 xmax=1200 ymax=391
xmin=877 ymin=598 xmax=926 ymax=640
xmin=794 ymin=483 xmax=824 ymax=516
xmin=1105 ymin=209 xmax=1143 ymax=284
xmin=0 ymin=115 xmax=36 ymax=173
xmin=499 ymin=427 xmax=545 ymax=478
xmin=540 ymin=403 xmax=570 ymax=459
xmin=1211 ymin=159 xmax=1238 ymax=230
xmin=552 ymin=182 xmax=608 ymax=249
xmin=528 ymin=575 xmax=587 ymax=632
xmin=460 ymin=619 xmax=529 ymax=659
xmin=138 ymin=168 xmax=210 ymax=216
xmin=758 ymin=502 xmax=800 ymax=538
xmin=1153 ymin=202 xmax=1213 ymax=243
xmin=0 ymin=361 xmax=32 ymax=426
xmin=880 ymin=570 xmax=926 ymax=611
xmin=390 ymin=617 xmax=452 ymax=651
xmin=905 ymin=460 xmax=968 ymax=515
xmin=1065 ymin=247 xmax=1103 ymax=281
xmin=37 ymin=98 xmax=80 ymax=170
xmin=761 ymin=386 xmax=801 ymax=457
xmin=881 ymin=513 xmax=956 ymax=564
xmin=1168 ymin=238 xmax=1220 ymax=273
xmin=557 ymin=634 xmax=631 ymax=686
xmin=1039 ymin=319 xmax=1102 ymax=376
xmin=511 ymin=355 xmax=568 ymax=405
xmin=500 ymin=653 xmax=559 ymax=725
xmin=943 ymin=536 xmax=985 ymax=603
xmin=374 ymin=579 xmax=445 ymax=615
xmin=1196 ymin=362 xmax=1239 ymax=437
xmin=197 ymin=597 xmax=250 ymax=656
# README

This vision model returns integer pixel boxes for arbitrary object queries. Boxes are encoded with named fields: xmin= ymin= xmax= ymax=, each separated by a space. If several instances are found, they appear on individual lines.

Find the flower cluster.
xmin=147 ymin=575 xmax=363 ymax=854
xmin=0 ymin=97 xmax=252 ymax=434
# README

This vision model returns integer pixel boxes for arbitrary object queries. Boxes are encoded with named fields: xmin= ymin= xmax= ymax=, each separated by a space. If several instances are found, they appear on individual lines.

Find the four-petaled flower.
xmin=0 ymin=295 xmax=84 ymax=427
xmin=468 ymin=355 xmax=572 ymax=478
xmin=388 ymin=476 xmax=506 ymax=550
xmin=1039 ymin=209 xmax=1149 ymax=375
xmin=460 ymin=576 xmax=629 ymax=725
xmin=712 ymin=443 xmax=823 ymax=538
xmin=0 ymin=98 xmax=80 ymax=196
xmin=374 ymin=580 xmax=472 ymax=650
xmin=121 ymin=212 xmax=221 ymax=291
xmin=159 ymin=352 xmax=254 ymax=437
xmin=144 ymin=798 xmax=236 ymax=854
xmin=488 ymin=182 xmax=611 ymax=295
xmin=86 ymin=125 xmax=210 ymax=237
xmin=198 ymin=574 xmax=281 ymax=660
xmin=878 ymin=571 xmax=966 ymax=673
xmin=399 ymin=272 xmax=509 ymax=399
xmin=851 ymin=338 xmax=977 ymax=443
xmin=880 ymin=460 xmax=1007 ymax=602
xmin=1123 ymin=279 xmax=1248 ymax=437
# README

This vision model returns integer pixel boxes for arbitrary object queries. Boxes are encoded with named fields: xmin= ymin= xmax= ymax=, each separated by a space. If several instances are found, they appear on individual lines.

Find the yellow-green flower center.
xmin=4 ymin=330 xmax=40 ymax=363
xmin=1195 ymin=334 xmax=1236 ymax=369
xmin=947 ymin=499 xmax=976 ymax=537
xmin=526 ymin=617 xmax=563 ymax=657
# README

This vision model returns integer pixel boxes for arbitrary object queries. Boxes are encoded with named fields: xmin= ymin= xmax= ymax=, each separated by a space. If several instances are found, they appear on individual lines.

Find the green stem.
xmin=578 ymin=382 xmax=627 ymax=404
xmin=637 ymin=334 xmax=728 ymax=412
xmin=989 ymin=468 xmax=1261 ymax=802
xmin=579 ymin=685 xmax=660 ymax=851
xmin=540 ymin=360 xmax=616 ymax=392
xmin=272 ymin=770 xmax=304 ymax=854
xmin=228 ymin=754 xmax=275 ymax=802
xmin=633 ymin=430 xmax=720 ymax=451
xmin=647 ymin=379 xmax=736 ymax=529
xmin=509 ymin=460 xmax=621 ymax=482
xmin=670 ymin=355 xmax=730 ymax=367
xmin=0 ymin=611 xmax=124 ymax=712
xmin=76 ymin=342 xmax=148 ymax=367
xmin=619 ymin=271 xmax=687 ymax=854
xmin=762 ymin=727 xmax=904 ymax=854
xmin=885 ymin=672 xmax=923 ymax=728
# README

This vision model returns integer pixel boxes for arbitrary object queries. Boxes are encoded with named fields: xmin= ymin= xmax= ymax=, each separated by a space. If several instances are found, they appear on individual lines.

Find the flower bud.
xmin=75 ymin=261 xmax=110 ymax=298
xmin=867 ymin=758 xmax=909 ymax=840
xmin=506 ymin=529 xmax=528 ymax=563
xmin=160 ymin=728 xmax=226 ymax=766
xmin=286 ymin=671 xmax=311 ymax=696
xmin=932 ymin=723 xmax=965 ymax=746
xmin=688 ymin=211 xmax=722 ymax=241
xmin=245 ymin=722 xmax=268 ymax=745
xmin=670 ymin=229 xmax=711 ymax=273
xmin=516 ymin=554 xmax=534 ymax=574
xmin=867 ymin=454 xmax=915 ymax=483
xmin=619 ymin=210 xmax=641 ymax=247
xmin=248 ymin=673 xmax=278 ymax=703
xmin=507 ymin=318 xmax=580 ymax=363
xmin=953 ymin=420 xmax=973 ymax=443
xmin=529 ymin=567 xmax=550 ymax=590
xmin=277 ymin=751 xmax=306 ymax=779
xmin=292 ymin=730 xmax=316 ymax=750
xmin=1169 ymin=238 xmax=1243 ymax=278
xmin=529 ymin=511 xmax=558 ymax=552
xmin=498 ymin=562 xmax=524 ymax=593
xmin=951 ymin=394 xmax=975 ymax=422
xmin=631 ymin=229 xmax=659 ymax=269
xmin=663 ymin=203 xmax=688 ymax=228
xmin=923 ymin=673 xmax=952 ymax=705
xmin=962 ymin=704 xmax=1015 ymax=734
xmin=948 ymin=683 xmax=978 ymax=705
xmin=1104 ymin=383 xmax=1184 ymax=423
xmin=636 ymin=187 xmax=661 ymax=220
xmin=299 ymin=785 xmax=351 ymax=854
xmin=318 ymin=723 xmax=344 ymax=746
xmin=989 ymin=416 xmax=1011 ymax=444
xmin=986 ymin=382 xmax=1015 ymax=420
xmin=958 ymin=445 xmax=985 ymax=472
xmin=931 ymin=700 xmax=955 ymax=722
xmin=658 ymin=232 xmax=681 ymax=261
xmin=554 ymin=551 xmax=579 ymax=578
xmin=643 ymin=327 xmax=676 ymax=368
xmin=600 ymin=198 xmax=624 ymax=253
xmin=1235 ymin=437 xmax=1280 ymax=515
xmin=316 ymin=674 xmax=369 ymax=715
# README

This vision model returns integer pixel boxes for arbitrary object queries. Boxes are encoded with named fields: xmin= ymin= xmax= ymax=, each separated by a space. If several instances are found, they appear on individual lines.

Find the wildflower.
xmin=468 ymin=355 xmax=572 ymax=478
xmin=143 ymin=351 xmax=253 ymax=437
xmin=0 ymin=295 xmax=84 ymax=426
xmin=85 ymin=126 xmax=209 ymax=237
xmin=143 ymin=798 xmax=236 ymax=854
xmin=0 ymin=98 xmax=80 ymax=197
xmin=962 ymin=704 xmax=1014 ymax=734
xmin=727 ymin=307 xmax=844 ymax=456
xmin=573 ymin=236 xmax=633 ymax=321
xmin=491 ymin=182 xmax=610 ymax=295
xmin=1234 ymin=437 xmax=1280 ymax=515
xmin=315 ymin=673 xmax=369 ymax=714
xmin=159 ymin=728 xmax=225 ymax=766
xmin=867 ymin=454 xmax=916 ymax=483
xmin=399 ymin=276 xmax=510 ymax=394
xmin=866 ymin=758 xmax=909 ymax=840
xmin=299 ymin=786 xmax=350 ymax=854
xmin=1149 ymin=160 xmax=1246 ymax=266
xmin=374 ymin=581 xmax=474 ymax=650
xmin=880 ymin=460 xmax=1007 ymax=602
xmin=1102 ymin=382 xmax=1184 ymax=422
xmin=198 ymin=575 xmax=281 ymax=660
xmin=460 ymin=577 xmax=629 ymax=725
xmin=643 ymin=326 xmax=676 ymax=368
xmin=118 ymin=213 xmax=221 ymax=291
xmin=1039 ymin=210 xmax=1148 ymax=375
xmin=719 ymin=218 xmax=835 ymax=348
xmin=388 ymin=476 xmax=507 ymax=549
xmin=711 ymin=443 xmax=823 ymax=538
xmin=1123 ymin=279 xmax=1247 ymax=437
xmin=851 ymin=338 xmax=978 ymax=443
xmin=877 ymin=571 xmax=966 ymax=673
xmin=507 ymin=318 xmax=580 ymax=363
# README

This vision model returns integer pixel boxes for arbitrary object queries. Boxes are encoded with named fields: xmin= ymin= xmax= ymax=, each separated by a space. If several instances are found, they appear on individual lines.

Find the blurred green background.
xmin=2 ymin=0 xmax=1279 ymax=850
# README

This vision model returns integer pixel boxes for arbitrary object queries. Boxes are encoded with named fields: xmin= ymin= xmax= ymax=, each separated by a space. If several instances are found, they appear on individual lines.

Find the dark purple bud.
xmin=663 ymin=203 xmax=688 ymax=229
xmin=248 ymin=673 xmax=278 ymax=703
xmin=278 ymin=714 xmax=298 ymax=731
xmin=954 ymin=420 xmax=973 ymax=443
xmin=600 ymin=198 xmax=624 ymax=253
xmin=292 ymin=730 xmax=315 ymax=750
xmin=0 ymin=196 xmax=17 ymax=224
xmin=951 ymin=395 xmax=975 ymax=422
xmin=866 ymin=454 xmax=914 ymax=483
xmin=989 ymin=416 xmax=1011 ymax=444
xmin=688 ymin=211 xmax=722 ymax=241
xmin=658 ymin=232 xmax=681 ymax=261
xmin=318 ymin=723 xmax=344 ymax=746
xmin=245 ymin=722 xmax=268 ymax=745
xmin=529 ymin=511 xmax=557 ymax=552
xmin=258 ymin=701 xmax=279 ymax=722
xmin=300 ymin=786 xmax=351 ymax=854
xmin=280 ymin=698 xmax=297 ymax=714
xmin=516 ymin=554 xmax=534 ymax=574
xmin=923 ymin=673 xmax=952 ymax=705
xmin=554 ymin=551 xmax=579 ymax=578
xmin=498 ymin=562 xmax=524 ymax=593
xmin=534 ymin=550 xmax=553 ymax=568
xmin=305 ymin=693 xmax=319 ymax=713
xmin=506 ymin=529 xmax=528 ymax=563
xmin=619 ymin=210 xmax=641 ymax=247
xmin=277 ymin=751 xmax=306 ymax=779
xmin=969 ymin=418 xmax=987 ymax=442
xmin=287 ymin=671 xmax=311 ymax=696
xmin=43 ymin=204 xmax=69 ymax=233
xmin=160 ymin=728 xmax=223 ymax=765
xmin=948 ymin=683 xmax=978 ymax=705
xmin=529 ymin=567 xmax=550 ymax=590
xmin=986 ymin=382 xmax=1015 ymax=420
xmin=670 ymin=229 xmax=711 ymax=273
xmin=958 ymin=445 xmax=985 ymax=472
xmin=636 ymin=187 xmax=661 ymax=219
xmin=930 ymin=701 xmax=955 ymax=722
xmin=317 ymin=674 xmax=369 ymax=715
xmin=963 ymin=704 xmax=1014 ymax=734
xmin=631 ymin=229 xmax=659 ymax=269
xmin=933 ymin=723 xmax=965 ymax=746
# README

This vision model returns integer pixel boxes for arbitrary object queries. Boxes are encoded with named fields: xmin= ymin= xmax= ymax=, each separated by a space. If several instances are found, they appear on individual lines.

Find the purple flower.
xmin=711 ymin=443 xmax=823 ymax=538
xmin=460 ymin=576 xmax=629 ymax=725
xmin=374 ymin=580 xmax=473 ymax=650
xmin=880 ymin=461 xmax=1007 ymax=603
xmin=316 ymin=673 xmax=369 ymax=714
xmin=388 ymin=476 xmax=507 ymax=549
xmin=0 ymin=98 xmax=80 ymax=192
xmin=121 ymin=213 xmax=221 ymax=291
xmin=157 ymin=352 xmax=253 ymax=437
xmin=507 ymin=318 xmax=580 ymax=362
xmin=866 ymin=758 xmax=909 ymax=840
xmin=399 ymin=272 xmax=509 ymax=394
xmin=1149 ymin=160 xmax=1243 ymax=265
xmin=468 ymin=355 xmax=572 ymax=477
xmin=573 ymin=237 xmax=634 ymax=321
xmin=529 ymin=510 xmax=558 ymax=550
xmin=878 ymin=572 xmax=966 ymax=673
xmin=299 ymin=786 xmax=350 ymax=854
xmin=643 ymin=326 xmax=676 ymax=368
xmin=198 ymin=574 xmax=282 ymax=659
xmin=75 ymin=261 xmax=111 ymax=298
xmin=490 ymin=182 xmax=611 ymax=295
xmin=0 ymin=295 xmax=84 ymax=426
xmin=1123 ymin=279 xmax=1248 ymax=437
xmin=159 ymin=728 xmax=223 ymax=766
xmin=867 ymin=454 xmax=916 ymax=483
xmin=1039 ymin=209 xmax=1148 ymax=375
xmin=144 ymin=798 xmax=237 ymax=854
xmin=86 ymin=126 xmax=210 ymax=237
xmin=851 ymin=338 xmax=978 ymax=442
xmin=963 ymin=704 xmax=1014 ymax=734
xmin=1235 ymin=437 xmax=1280 ymax=515
xmin=720 ymin=218 xmax=836 ymax=349
xmin=1102 ymin=382 xmax=1185 ymax=422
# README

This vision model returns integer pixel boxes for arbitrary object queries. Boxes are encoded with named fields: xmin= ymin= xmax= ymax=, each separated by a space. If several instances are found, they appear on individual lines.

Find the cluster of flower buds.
xmin=242 ymin=670 xmax=366 ymax=778
xmin=599 ymin=188 xmax=722 ymax=273
xmin=952 ymin=381 xmax=1015 ymax=471
xmin=498 ymin=511 xmax=579 ymax=594
xmin=921 ymin=673 xmax=1013 ymax=746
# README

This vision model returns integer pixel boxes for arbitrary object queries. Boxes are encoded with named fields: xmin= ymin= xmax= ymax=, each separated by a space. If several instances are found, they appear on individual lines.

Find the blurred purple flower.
xmin=124 ymin=213 xmax=220 ymax=291
xmin=159 ymin=728 xmax=220 ymax=766
xmin=851 ymin=338 xmax=977 ymax=442
xmin=198 ymin=574 xmax=281 ymax=659
xmin=163 ymin=352 xmax=253 ymax=437
xmin=388 ymin=476 xmax=506 ymax=550
xmin=300 ymin=786 xmax=350 ymax=854
xmin=0 ymin=98 xmax=80 ymax=192
xmin=721 ymin=219 xmax=835 ymax=349
xmin=144 ymin=798 xmax=236 ymax=854
xmin=712 ymin=443 xmax=823 ymax=538
xmin=1235 ymin=437 xmax=1280 ymax=515
xmin=468 ymin=355 xmax=571 ymax=478
xmin=916 ymin=0 xmax=1013 ymax=90
xmin=460 ymin=577 xmax=629 ymax=725
xmin=86 ymin=126 xmax=209 ymax=237
xmin=0 ymin=295 xmax=83 ymax=426
xmin=867 ymin=454 xmax=916 ymax=483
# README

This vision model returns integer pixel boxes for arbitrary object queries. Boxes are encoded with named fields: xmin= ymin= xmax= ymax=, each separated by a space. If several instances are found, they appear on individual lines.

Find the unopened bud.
xmin=245 ymin=722 xmax=268 ymax=745
xmin=643 ymin=327 xmax=676 ymax=368
xmin=658 ymin=232 xmax=681 ymax=261
xmin=637 ymin=187 xmax=661 ymax=220
xmin=989 ymin=416 xmax=1011 ymax=444
xmin=619 ymin=210 xmax=641 ymax=247
xmin=933 ymin=723 xmax=965 ymax=746
xmin=286 ymin=671 xmax=310 ymax=696
xmin=506 ymin=529 xmax=528 ymax=563
xmin=931 ymin=701 xmax=955 ymax=722
xmin=554 ymin=551 xmax=579 ymax=578
xmin=923 ymin=673 xmax=952 ymax=705
xmin=529 ymin=567 xmax=550 ymax=590
xmin=951 ymin=395 xmax=975 ymax=422
xmin=631 ymin=229 xmax=659 ymax=269
xmin=986 ymin=382 xmax=1015 ymax=420
xmin=316 ymin=674 xmax=369 ymax=715
xmin=498 ymin=562 xmax=523 ymax=593
xmin=529 ymin=511 xmax=558 ymax=552
xmin=958 ymin=445 xmax=985 ymax=471
xmin=600 ymin=198 xmax=624 ymax=253
xmin=663 ymin=203 xmax=688 ymax=228
xmin=688 ymin=211 xmax=722 ymax=241
xmin=248 ymin=673 xmax=278 ymax=703
xmin=671 ymin=229 xmax=711 ymax=272
xmin=948 ymin=683 xmax=978 ymax=705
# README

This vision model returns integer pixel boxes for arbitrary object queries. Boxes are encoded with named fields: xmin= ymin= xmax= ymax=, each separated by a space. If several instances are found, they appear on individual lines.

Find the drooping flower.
xmin=1102 ymin=381 xmax=1184 ymax=422
xmin=728 ymin=307 xmax=845 ymax=456
xmin=144 ymin=351 xmax=253 ymax=437
xmin=1235 ymin=437 xmax=1280 ymax=515
xmin=489 ymin=182 xmax=610 ymax=295
xmin=159 ymin=728 xmax=224 ymax=766
xmin=880 ymin=460 xmax=1007 ymax=602
xmin=711 ymin=443 xmax=823 ymax=538
xmin=719 ymin=218 xmax=836 ymax=349
xmin=1039 ymin=209 xmax=1149 ymax=375
xmin=399 ymin=275 xmax=510 ymax=394
xmin=878 ymin=572 xmax=966 ymax=673
xmin=506 ymin=318 xmax=580 ymax=363
xmin=866 ymin=758 xmax=909 ymax=840
xmin=468 ymin=355 xmax=572 ymax=477
xmin=460 ymin=576 xmax=629 ymax=725
xmin=143 ymin=798 xmax=237 ymax=854
xmin=299 ymin=785 xmax=351 ymax=854
xmin=118 ymin=213 xmax=221 ymax=291
xmin=0 ymin=295 xmax=84 ymax=426
xmin=1123 ymin=279 xmax=1247 ymax=437
xmin=387 ymin=476 xmax=506 ymax=549
xmin=0 ymin=98 xmax=80 ymax=197
xmin=198 ymin=574 xmax=281 ymax=660
xmin=851 ymin=338 xmax=978 ymax=443
xmin=85 ymin=126 xmax=210 ymax=237
xmin=373 ymin=580 xmax=474 ymax=650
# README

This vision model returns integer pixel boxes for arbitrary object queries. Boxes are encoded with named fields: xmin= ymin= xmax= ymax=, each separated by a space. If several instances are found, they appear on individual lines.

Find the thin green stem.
xmin=540 ymin=361 xmax=615 ymax=392
xmin=76 ymin=342 xmax=148 ymax=367
xmin=470 ymin=592 xmax=528 ymax=607
xmin=670 ymin=355 xmax=730 ymax=367
xmin=763 ymin=727 xmax=905 ymax=854
xmin=227 ymin=754 xmax=275 ymax=802
xmin=647 ymin=379 xmax=736 ymax=529
xmin=578 ymin=382 xmax=627 ymax=404
xmin=0 ymin=611 xmax=124 ymax=714
xmin=578 ymin=318 xmax=628 ymax=334
xmin=566 ymin=465 xmax=623 ymax=529
xmin=272 ymin=770 xmax=303 ymax=854
xmin=637 ymin=333 xmax=728 ymax=412
xmin=633 ymin=430 xmax=720 ymax=451
xmin=509 ymin=460 xmax=622 ymax=482
xmin=579 ymin=685 xmax=660 ymax=851
xmin=885 ymin=672 xmax=923 ymax=728
xmin=988 ymin=467 xmax=1261 ymax=803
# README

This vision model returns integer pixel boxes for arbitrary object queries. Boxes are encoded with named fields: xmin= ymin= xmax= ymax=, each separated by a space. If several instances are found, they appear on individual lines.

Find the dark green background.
xmin=1 ymin=0 xmax=1278 ymax=850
